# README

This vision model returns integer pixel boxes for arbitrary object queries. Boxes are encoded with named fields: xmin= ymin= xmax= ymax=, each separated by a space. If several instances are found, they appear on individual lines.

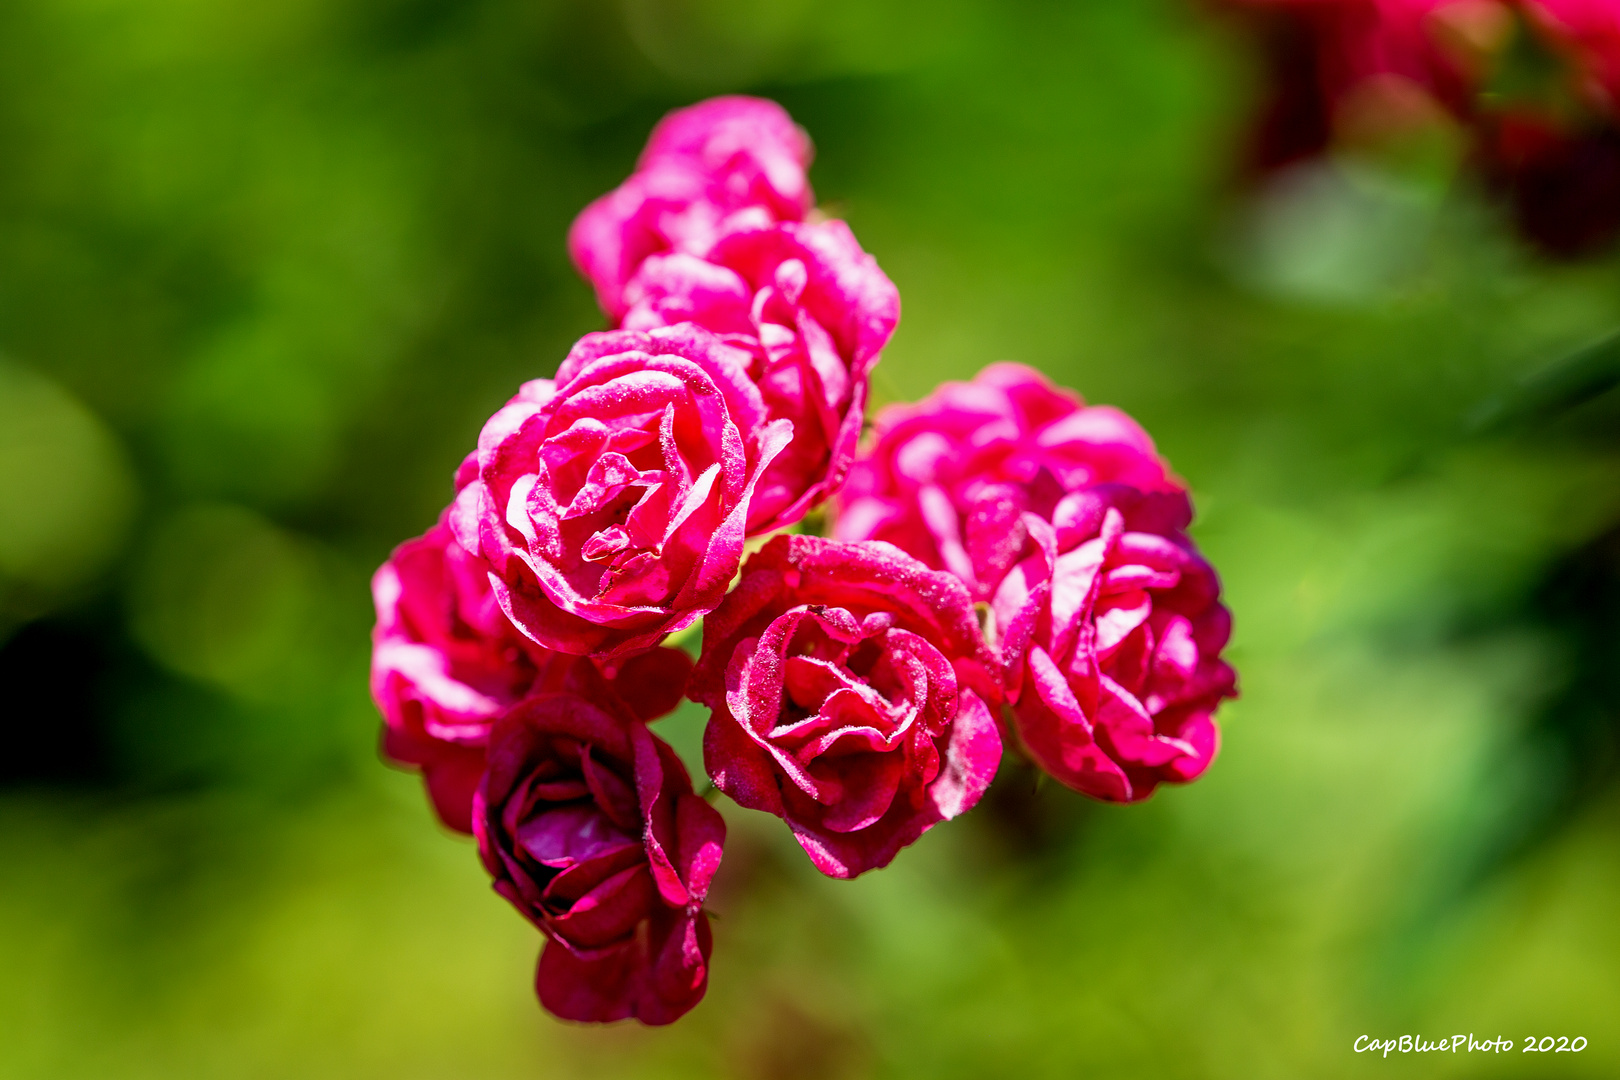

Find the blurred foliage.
xmin=2 ymin=0 xmax=1620 ymax=1077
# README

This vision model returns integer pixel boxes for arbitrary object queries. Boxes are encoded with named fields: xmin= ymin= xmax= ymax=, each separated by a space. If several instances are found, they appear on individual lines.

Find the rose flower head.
xmin=451 ymin=324 xmax=793 ymax=660
xmin=371 ymin=517 xmax=692 ymax=832
xmin=621 ymin=219 xmax=900 ymax=533
xmin=991 ymin=497 xmax=1236 ymax=804
xmin=835 ymin=362 xmax=1184 ymax=602
xmin=690 ymin=534 xmax=1003 ymax=879
xmin=476 ymin=693 xmax=724 ymax=1025
xmin=570 ymin=96 xmax=814 ymax=319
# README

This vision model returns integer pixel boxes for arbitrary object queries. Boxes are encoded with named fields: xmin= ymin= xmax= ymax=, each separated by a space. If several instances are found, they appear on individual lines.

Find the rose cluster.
xmin=1221 ymin=0 xmax=1620 ymax=256
xmin=370 ymin=99 xmax=1236 ymax=1025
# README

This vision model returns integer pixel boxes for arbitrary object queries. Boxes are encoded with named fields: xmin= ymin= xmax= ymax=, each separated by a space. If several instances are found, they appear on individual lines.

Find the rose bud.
xmin=570 ymin=96 xmax=814 ymax=319
xmin=620 ymin=219 xmax=901 ymax=534
xmin=991 ymin=498 xmax=1236 ymax=803
xmin=639 ymin=94 xmax=814 ymax=214
xmin=689 ymin=534 xmax=1003 ymax=879
xmin=371 ymin=517 xmax=694 ymax=832
xmin=475 ymin=693 xmax=725 ymax=1025
xmin=835 ymin=362 xmax=1184 ymax=602
xmin=451 ymin=324 xmax=793 ymax=660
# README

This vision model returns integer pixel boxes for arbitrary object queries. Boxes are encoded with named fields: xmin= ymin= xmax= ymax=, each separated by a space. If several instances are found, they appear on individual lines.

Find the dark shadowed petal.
xmin=639 ymin=909 xmax=712 ymax=1025
xmin=812 ymin=750 xmax=905 ymax=832
xmin=703 ymin=706 xmax=787 ymax=817
xmin=582 ymin=747 xmax=641 ymax=832
xmin=609 ymin=647 xmax=694 ymax=722
xmin=535 ymin=936 xmax=640 ymax=1024
xmin=420 ymin=744 xmax=487 ymax=835
xmin=549 ymin=863 xmax=660 ymax=949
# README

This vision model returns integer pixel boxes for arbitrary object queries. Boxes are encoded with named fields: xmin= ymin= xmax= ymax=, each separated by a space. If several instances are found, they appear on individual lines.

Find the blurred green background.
xmin=3 ymin=1 xmax=1619 ymax=1077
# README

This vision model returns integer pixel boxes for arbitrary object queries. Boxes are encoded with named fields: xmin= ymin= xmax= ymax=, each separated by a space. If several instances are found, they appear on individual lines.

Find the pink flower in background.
xmin=690 ymin=535 xmax=1002 ymax=878
xmin=451 ymin=324 xmax=792 ymax=659
xmin=371 ymin=519 xmax=692 ymax=832
xmin=1221 ymin=0 xmax=1620 ymax=254
xmin=1219 ymin=0 xmax=1473 ymax=170
xmin=570 ymin=96 xmax=814 ymax=318
xmin=1524 ymin=0 xmax=1620 ymax=102
xmin=1475 ymin=0 xmax=1620 ymax=254
xmin=991 ymin=499 xmax=1236 ymax=803
xmin=835 ymin=363 xmax=1184 ymax=601
xmin=475 ymin=694 xmax=724 ymax=1025
xmin=622 ymin=219 xmax=900 ymax=533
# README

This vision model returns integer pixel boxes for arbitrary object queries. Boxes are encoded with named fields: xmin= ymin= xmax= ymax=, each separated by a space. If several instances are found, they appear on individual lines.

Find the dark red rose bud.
xmin=475 ymin=693 xmax=723 ymax=1025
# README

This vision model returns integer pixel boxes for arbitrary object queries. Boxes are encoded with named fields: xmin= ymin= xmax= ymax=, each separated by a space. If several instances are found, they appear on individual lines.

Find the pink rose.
xmin=639 ymin=95 xmax=814 ymax=215
xmin=569 ymin=96 xmax=813 ymax=319
xmin=991 ymin=497 xmax=1236 ymax=803
xmin=835 ymin=362 xmax=1184 ymax=601
xmin=690 ymin=535 xmax=1002 ymax=879
xmin=371 ymin=517 xmax=694 ymax=831
xmin=621 ymin=219 xmax=900 ymax=532
xmin=452 ymin=324 xmax=792 ymax=659
xmin=475 ymin=694 xmax=724 ymax=1025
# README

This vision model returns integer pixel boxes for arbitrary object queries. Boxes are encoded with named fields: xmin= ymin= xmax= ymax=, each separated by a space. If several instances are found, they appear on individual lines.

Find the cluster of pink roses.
xmin=1224 ymin=0 xmax=1620 ymax=255
xmin=370 ymin=98 xmax=1236 ymax=1025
